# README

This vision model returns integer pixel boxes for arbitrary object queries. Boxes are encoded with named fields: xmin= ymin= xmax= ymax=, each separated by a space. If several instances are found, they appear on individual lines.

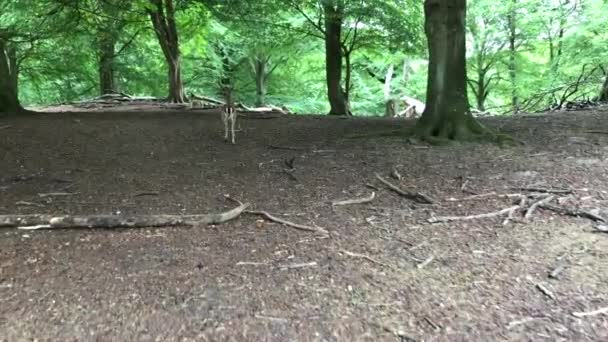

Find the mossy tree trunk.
xmin=415 ymin=0 xmax=489 ymax=140
xmin=0 ymin=38 xmax=23 ymax=115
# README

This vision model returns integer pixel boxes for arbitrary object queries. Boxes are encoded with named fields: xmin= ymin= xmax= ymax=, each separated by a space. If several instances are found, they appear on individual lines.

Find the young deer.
xmin=222 ymin=87 xmax=237 ymax=144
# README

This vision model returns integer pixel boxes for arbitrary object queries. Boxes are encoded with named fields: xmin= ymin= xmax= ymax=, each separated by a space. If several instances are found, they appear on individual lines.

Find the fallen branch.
xmin=594 ymin=224 xmax=608 ymax=234
xmin=539 ymin=203 xmax=606 ymax=223
xmin=524 ymin=195 xmax=555 ymax=220
xmin=429 ymin=205 xmax=521 ymax=224
xmin=332 ymin=192 xmax=376 ymax=206
xmin=0 ymin=203 xmax=250 ymax=230
xmin=0 ymin=125 xmax=12 ymax=130
xmin=515 ymin=187 xmax=573 ymax=195
xmin=572 ymin=307 xmax=608 ymax=318
xmin=189 ymin=93 xmax=224 ymax=105
xmin=246 ymin=210 xmax=328 ymax=235
xmin=375 ymin=173 xmax=434 ymax=204
xmin=340 ymin=249 xmax=392 ymax=269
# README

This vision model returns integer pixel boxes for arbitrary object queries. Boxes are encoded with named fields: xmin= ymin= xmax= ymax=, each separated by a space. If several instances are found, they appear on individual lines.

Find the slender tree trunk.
xmin=251 ymin=55 xmax=267 ymax=107
xmin=98 ymin=34 xmax=116 ymax=95
xmin=323 ymin=1 xmax=349 ymax=116
xmin=507 ymin=0 xmax=518 ymax=113
xmin=600 ymin=74 xmax=608 ymax=102
xmin=384 ymin=64 xmax=396 ymax=117
xmin=343 ymin=48 xmax=352 ymax=107
xmin=415 ymin=0 xmax=488 ymax=140
xmin=149 ymin=0 xmax=185 ymax=103
xmin=0 ymin=39 xmax=23 ymax=115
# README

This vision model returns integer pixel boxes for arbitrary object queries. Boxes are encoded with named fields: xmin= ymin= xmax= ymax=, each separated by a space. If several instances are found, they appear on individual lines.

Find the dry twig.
xmin=535 ymin=283 xmax=557 ymax=300
xmin=340 ymin=249 xmax=392 ymax=269
xmin=375 ymin=173 xmax=434 ymax=204
xmin=332 ymin=192 xmax=376 ymax=206
xmin=429 ymin=205 xmax=521 ymax=224
xmin=37 ymin=192 xmax=77 ymax=198
xmin=417 ymin=256 xmax=435 ymax=270
xmin=279 ymin=261 xmax=318 ymax=270
xmin=516 ymin=187 xmax=573 ymax=195
xmin=572 ymin=307 xmax=608 ymax=318
xmin=246 ymin=210 xmax=329 ymax=235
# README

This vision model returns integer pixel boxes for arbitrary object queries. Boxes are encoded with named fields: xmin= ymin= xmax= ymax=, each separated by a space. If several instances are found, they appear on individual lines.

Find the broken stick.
xmin=332 ymin=192 xmax=376 ymax=206
xmin=375 ymin=173 xmax=434 ymax=204
xmin=0 ymin=203 xmax=250 ymax=230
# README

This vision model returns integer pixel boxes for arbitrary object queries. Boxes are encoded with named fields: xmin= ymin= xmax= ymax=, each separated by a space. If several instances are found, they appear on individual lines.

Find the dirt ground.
xmin=1 ymin=105 xmax=607 ymax=341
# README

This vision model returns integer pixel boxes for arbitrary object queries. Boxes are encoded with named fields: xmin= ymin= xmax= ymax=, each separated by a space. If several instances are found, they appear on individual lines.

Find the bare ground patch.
xmin=1 ymin=108 xmax=607 ymax=341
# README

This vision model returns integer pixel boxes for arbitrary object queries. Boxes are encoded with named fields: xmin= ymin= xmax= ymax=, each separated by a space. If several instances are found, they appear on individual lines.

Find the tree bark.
xmin=149 ymin=0 xmax=186 ymax=103
xmin=323 ymin=1 xmax=349 ymax=116
xmin=507 ymin=0 xmax=518 ymax=113
xmin=415 ymin=0 xmax=488 ymax=140
xmin=98 ymin=33 xmax=116 ymax=95
xmin=0 ymin=39 xmax=23 ymax=115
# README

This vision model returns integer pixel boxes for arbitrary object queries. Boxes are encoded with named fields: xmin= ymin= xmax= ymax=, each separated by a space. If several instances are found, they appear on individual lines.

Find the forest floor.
xmin=1 ymin=104 xmax=607 ymax=341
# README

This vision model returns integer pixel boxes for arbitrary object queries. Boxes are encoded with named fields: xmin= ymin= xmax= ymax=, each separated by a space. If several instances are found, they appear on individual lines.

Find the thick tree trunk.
xmin=323 ymin=1 xmax=349 ymax=116
xmin=415 ymin=0 xmax=488 ymax=140
xmin=149 ymin=0 xmax=186 ymax=103
xmin=98 ymin=34 xmax=116 ymax=95
xmin=507 ymin=0 xmax=518 ymax=113
xmin=0 ymin=39 xmax=23 ymax=115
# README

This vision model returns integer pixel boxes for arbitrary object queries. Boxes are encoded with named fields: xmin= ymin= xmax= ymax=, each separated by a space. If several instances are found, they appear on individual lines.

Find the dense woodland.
xmin=1 ymin=0 xmax=608 ymax=136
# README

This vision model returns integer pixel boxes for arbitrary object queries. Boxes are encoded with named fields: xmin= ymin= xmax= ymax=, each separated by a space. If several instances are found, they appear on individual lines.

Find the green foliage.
xmin=5 ymin=0 xmax=608 ymax=115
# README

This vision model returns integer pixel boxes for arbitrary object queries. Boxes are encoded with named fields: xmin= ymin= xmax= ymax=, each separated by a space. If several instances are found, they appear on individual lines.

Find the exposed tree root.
xmin=414 ymin=114 xmax=515 ymax=145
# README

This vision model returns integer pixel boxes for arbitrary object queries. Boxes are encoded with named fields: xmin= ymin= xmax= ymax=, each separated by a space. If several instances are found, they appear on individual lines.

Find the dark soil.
xmin=1 ymin=106 xmax=607 ymax=341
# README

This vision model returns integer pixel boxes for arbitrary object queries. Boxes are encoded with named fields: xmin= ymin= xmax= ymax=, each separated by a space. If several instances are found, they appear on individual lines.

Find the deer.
xmin=221 ymin=86 xmax=237 ymax=144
